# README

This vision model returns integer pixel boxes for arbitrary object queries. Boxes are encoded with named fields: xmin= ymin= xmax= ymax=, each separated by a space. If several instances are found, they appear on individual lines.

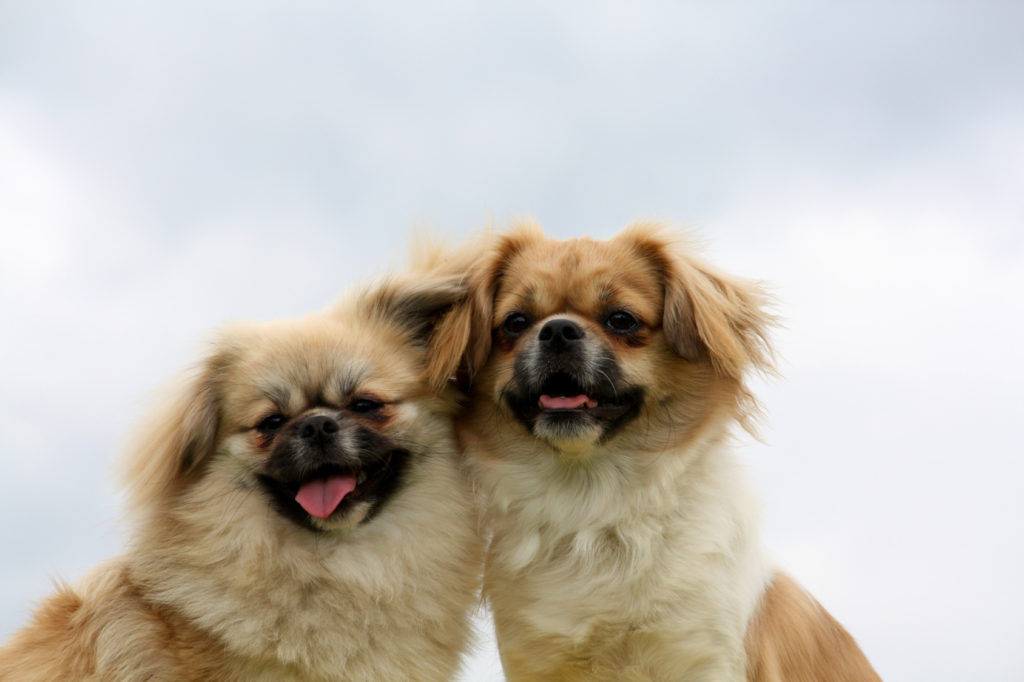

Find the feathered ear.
xmin=422 ymin=223 xmax=542 ymax=393
xmin=363 ymin=274 xmax=469 ymax=344
xmin=618 ymin=222 xmax=775 ymax=382
xmin=118 ymin=343 xmax=234 ymax=512
xmin=422 ymin=275 xmax=492 ymax=393
xmin=359 ymin=274 xmax=476 ymax=393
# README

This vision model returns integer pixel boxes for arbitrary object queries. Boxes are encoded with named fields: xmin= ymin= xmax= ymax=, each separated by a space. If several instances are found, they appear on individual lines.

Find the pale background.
xmin=2 ymin=3 xmax=1022 ymax=680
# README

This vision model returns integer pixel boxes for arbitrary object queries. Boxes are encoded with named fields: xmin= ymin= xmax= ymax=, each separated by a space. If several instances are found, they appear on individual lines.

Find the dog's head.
xmin=434 ymin=220 xmax=774 ymax=456
xmin=120 ymin=276 xmax=467 ymax=532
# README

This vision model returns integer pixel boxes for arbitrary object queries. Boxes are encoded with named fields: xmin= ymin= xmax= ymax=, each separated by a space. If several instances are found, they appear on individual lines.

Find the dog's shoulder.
xmin=0 ymin=577 xmax=91 ymax=680
xmin=0 ymin=559 xmax=148 ymax=680
xmin=0 ymin=558 xmax=242 ymax=681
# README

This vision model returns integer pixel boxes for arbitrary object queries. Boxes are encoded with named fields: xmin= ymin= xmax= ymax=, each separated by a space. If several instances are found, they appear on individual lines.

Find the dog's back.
xmin=746 ymin=573 xmax=882 ymax=682
xmin=0 ymin=558 xmax=240 ymax=681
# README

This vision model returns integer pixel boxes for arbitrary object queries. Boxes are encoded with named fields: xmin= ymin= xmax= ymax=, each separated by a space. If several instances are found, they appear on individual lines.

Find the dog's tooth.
xmin=356 ymin=470 xmax=367 ymax=485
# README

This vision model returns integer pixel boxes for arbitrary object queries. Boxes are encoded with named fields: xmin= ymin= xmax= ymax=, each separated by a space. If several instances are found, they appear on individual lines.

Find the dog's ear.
xmin=118 ymin=342 xmax=234 ymax=512
xmin=619 ymin=223 xmax=775 ymax=382
xmin=364 ymin=274 xmax=469 ymax=344
xmin=424 ymin=256 xmax=504 ymax=393
xmin=423 ymin=277 xmax=491 ymax=393
xmin=360 ymin=274 xmax=479 ymax=393
xmin=424 ymin=224 xmax=542 ymax=393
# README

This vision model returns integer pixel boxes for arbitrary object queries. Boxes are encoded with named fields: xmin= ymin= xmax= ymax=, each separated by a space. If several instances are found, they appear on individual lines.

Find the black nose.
xmin=299 ymin=415 xmax=340 ymax=446
xmin=538 ymin=318 xmax=584 ymax=351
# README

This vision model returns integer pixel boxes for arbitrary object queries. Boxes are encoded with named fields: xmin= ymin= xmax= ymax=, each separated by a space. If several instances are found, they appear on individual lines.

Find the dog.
xmin=429 ymin=219 xmax=882 ymax=681
xmin=0 ymin=276 xmax=483 ymax=681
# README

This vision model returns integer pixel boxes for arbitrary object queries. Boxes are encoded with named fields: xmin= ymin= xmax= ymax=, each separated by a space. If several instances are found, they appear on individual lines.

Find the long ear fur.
xmin=422 ymin=221 xmax=543 ymax=393
xmin=357 ymin=272 xmax=475 ymax=393
xmin=423 ymin=275 xmax=492 ymax=393
xmin=618 ymin=221 xmax=776 ymax=380
xmin=363 ymin=274 xmax=469 ymax=344
xmin=117 ymin=343 xmax=234 ymax=513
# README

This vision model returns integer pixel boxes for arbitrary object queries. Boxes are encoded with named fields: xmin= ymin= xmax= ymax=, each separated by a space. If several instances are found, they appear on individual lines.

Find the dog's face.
xmin=491 ymin=238 xmax=659 ymax=451
xmin=122 ymin=278 xmax=466 ymax=533
xmin=214 ymin=317 xmax=438 ymax=531
xmin=440 ymin=221 xmax=773 ymax=457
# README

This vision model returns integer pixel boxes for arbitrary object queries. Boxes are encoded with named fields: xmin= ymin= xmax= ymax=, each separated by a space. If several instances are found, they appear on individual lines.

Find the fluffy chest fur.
xmin=468 ymin=428 xmax=770 ymax=682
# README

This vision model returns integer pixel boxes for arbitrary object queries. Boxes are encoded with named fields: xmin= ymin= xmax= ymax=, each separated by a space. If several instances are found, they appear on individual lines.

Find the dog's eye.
xmin=605 ymin=310 xmax=640 ymax=333
xmin=502 ymin=312 xmax=531 ymax=337
xmin=257 ymin=414 xmax=287 ymax=434
xmin=350 ymin=397 xmax=384 ymax=414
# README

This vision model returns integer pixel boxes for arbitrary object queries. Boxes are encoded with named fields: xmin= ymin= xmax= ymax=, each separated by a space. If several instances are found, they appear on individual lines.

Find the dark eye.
xmin=256 ymin=414 xmax=287 ymax=434
xmin=606 ymin=310 xmax=640 ymax=333
xmin=350 ymin=397 xmax=384 ymax=414
xmin=502 ymin=312 xmax=531 ymax=337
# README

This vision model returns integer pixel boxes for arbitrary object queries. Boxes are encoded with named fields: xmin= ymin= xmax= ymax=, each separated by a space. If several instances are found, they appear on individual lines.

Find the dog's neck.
xmin=472 ymin=417 xmax=760 ymax=560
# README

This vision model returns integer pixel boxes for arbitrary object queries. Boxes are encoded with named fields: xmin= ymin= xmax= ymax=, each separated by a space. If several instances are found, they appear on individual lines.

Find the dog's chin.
xmin=308 ymin=499 xmax=375 ymax=531
xmin=529 ymin=411 xmax=607 ymax=453
xmin=504 ymin=371 xmax=644 ymax=454
xmin=257 ymin=450 xmax=411 ymax=533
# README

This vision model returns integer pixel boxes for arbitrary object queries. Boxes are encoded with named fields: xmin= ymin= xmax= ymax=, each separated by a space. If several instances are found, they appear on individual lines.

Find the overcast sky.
xmin=2 ymin=2 xmax=1023 ymax=680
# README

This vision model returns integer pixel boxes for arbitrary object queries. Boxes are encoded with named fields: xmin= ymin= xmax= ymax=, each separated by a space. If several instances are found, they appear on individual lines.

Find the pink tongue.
xmin=295 ymin=475 xmax=357 ymax=519
xmin=539 ymin=394 xmax=595 ymax=410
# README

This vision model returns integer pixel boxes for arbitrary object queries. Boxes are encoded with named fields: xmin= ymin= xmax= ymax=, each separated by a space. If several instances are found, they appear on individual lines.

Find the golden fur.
xmin=746 ymin=574 xmax=882 ymax=682
xmin=0 ymin=277 xmax=483 ymax=681
xmin=432 ymin=219 xmax=881 ymax=681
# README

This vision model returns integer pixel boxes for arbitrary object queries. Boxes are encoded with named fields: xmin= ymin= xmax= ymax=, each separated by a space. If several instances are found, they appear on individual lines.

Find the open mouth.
xmin=292 ymin=452 xmax=395 ymax=518
xmin=259 ymin=450 xmax=407 ymax=528
xmin=537 ymin=372 xmax=599 ymax=411
xmin=508 ymin=370 xmax=643 ymax=428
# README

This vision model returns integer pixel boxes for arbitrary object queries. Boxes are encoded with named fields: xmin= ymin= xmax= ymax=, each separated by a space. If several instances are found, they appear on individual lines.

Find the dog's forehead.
xmin=499 ymin=238 xmax=664 ymax=317
xmin=223 ymin=318 xmax=420 ymax=412
xmin=227 ymin=347 xmax=363 ymax=410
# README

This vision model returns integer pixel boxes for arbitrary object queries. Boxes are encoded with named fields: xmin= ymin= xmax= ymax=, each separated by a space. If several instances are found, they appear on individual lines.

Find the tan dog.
xmin=0 ymin=277 xmax=482 ymax=681
xmin=431 ymin=220 xmax=881 ymax=681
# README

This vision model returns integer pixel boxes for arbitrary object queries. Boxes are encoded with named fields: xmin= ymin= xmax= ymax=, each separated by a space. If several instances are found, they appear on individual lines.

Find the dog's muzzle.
xmin=504 ymin=317 xmax=644 ymax=444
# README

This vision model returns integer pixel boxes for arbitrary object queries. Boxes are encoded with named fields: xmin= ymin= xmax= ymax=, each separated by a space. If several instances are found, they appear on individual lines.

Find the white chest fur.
xmin=473 ymin=435 xmax=770 ymax=680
